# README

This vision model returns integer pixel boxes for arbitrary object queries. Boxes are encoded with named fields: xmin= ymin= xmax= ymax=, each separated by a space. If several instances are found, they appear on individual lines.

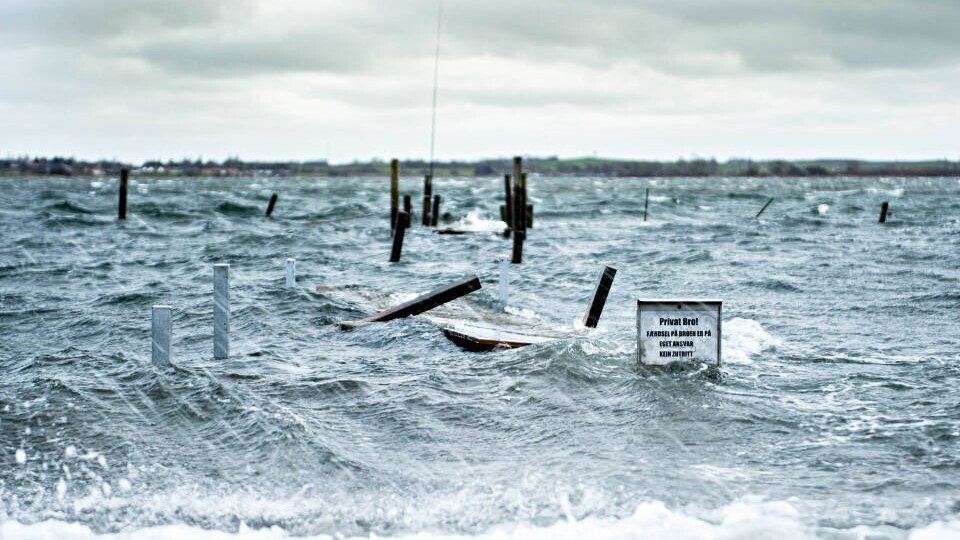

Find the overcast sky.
xmin=1 ymin=0 xmax=958 ymax=163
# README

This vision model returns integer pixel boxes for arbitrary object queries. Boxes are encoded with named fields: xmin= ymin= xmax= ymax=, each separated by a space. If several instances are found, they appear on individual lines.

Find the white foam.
xmin=3 ymin=498 xmax=956 ymax=540
xmin=817 ymin=204 xmax=829 ymax=215
xmin=910 ymin=519 xmax=960 ymax=540
xmin=722 ymin=318 xmax=780 ymax=365
xmin=449 ymin=210 xmax=508 ymax=233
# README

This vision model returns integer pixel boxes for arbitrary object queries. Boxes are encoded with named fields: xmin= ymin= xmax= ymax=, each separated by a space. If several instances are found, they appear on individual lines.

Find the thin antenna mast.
xmin=428 ymin=0 xmax=443 ymax=177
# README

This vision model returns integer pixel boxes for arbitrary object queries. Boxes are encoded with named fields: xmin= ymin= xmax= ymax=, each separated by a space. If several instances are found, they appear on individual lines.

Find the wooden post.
xmin=266 ymin=193 xmax=278 ymax=217
xmin=403 ymin=194 xmax=412 ymax=218
xmin=422 ymin=175 xmax=433 ymax=226
xmin=583 ymin=266 xmax=617 ymax=328
xmin=390 ymin=211 xmax=409 ymax=262
xmin=431 ymin=195 xmax=441 ymax=226
xmin=118 ymin=168 xmax=129 ymax=220
xmin=756 ymin=197 xmax=774 ymax=218
xmin=503 ymin=174 xmax=513 ymax=227
xmin=285 ymin=258 xmax=296 ymax=288
xmin=526 ymin=204 xmax=533 ymax=228
xmin=151 ymin=305 xmax=171 ymax=365
xmin=518 ymin=172 xmax=528 ymax=232
xmin=879 ymin=201 xmax=889 ymax=223
xmin=512 ymin=157 xmax=522 ymax=207
xmin=520 ymin=171 xmax=528 ymax=227
xmin=511 ymin=159 xmax=525 ymax=264
xmin=343 ymin=275 xmax=482 ymax=327
xmin=643 ymin=188 xmax=649 ymax=222
xmin=390 ymin=159 xmax=400 ymax=232
xmin=213 ymin=264 xmax=229 ymax=360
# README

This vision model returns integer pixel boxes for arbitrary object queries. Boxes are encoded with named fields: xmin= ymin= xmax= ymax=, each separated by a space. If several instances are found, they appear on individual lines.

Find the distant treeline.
xmin=3 ymin=155 xmax=960 ymax=178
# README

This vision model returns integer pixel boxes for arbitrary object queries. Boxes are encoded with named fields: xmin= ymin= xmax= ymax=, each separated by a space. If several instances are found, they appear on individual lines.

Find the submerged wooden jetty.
xmin=324 ymin=266 xmax=617 ymax=351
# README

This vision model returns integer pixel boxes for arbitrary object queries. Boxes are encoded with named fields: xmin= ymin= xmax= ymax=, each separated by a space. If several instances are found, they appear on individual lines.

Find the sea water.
xmin=1 ymin=175 xmax=959 ymax=539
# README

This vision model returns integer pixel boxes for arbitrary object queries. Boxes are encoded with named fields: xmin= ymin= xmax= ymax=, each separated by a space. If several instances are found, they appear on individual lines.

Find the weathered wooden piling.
xmin=213 ymin=264 xmax=229 ymax=359
xmin=422 ymin=175 xmax=433 ymax=226
xmin=344 ymin=275 xmax=482 ymax=327
xmin=118 ymin=168 xmax=129 ymax=220
xmin=390 ymin=211 xmax=409 ymax=262
xmin=403 ymin=194 xmax=412 ymax=218
xmin=265 ymin=193 xmax=278 ymax=217
xmin=756 ymin=197 xmax=774 ymax=218
xmin=285 ymin=258 xmax=296 ymax=288
xmin=511 ymin=159 xmax=525 ymax=264
xmin=503 ymin=174 xmax=513 ymax=227
xmin=390 ymin=159 xmax=400 ymax=232
xmin=512 ymin=157 xmax=523 ymax=208
xmin=583 ymin=266 xmax=617 ymax=328
xmin=431 ymin=195 xmax=441 ymax=226
xmin=879 ymin=201 xmax=889 ymax=223
xmin=526 ymin=204 xmax=534 ymax=228
xmin=151 ymin=305 xmax=171 ymax=365
xmin=643 ymin=188 xmax=649 ymax=222
xmin=518 ymin=172 xmax=529 ymax=233
xmin=499 ymin=257 xmax=509 ymax=308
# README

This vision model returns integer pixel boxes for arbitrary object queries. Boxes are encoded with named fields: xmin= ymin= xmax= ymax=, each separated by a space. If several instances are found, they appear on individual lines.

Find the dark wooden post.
xmin=342 ymin=275 xmax=482 ymax=327
xmin=519 ymin=172 xmax=528 ymax=232
xmin=583 ymin=266 xmax=617 ymax=328
xmin=390 ymin=159 xmax=400 ymax=233
xmin=879 ymin=201 xmax=889 ymax=223
xmin=265 ymin=193 xmax=278 ymax=217
xmin=431 ymin=195 xmax=441 ymax=226
xmin=118 ymin=168 xmax=129 ymax=220
xmin=389 ymin=211 xmax=409 ymax=262
xmin=511 ymin=158 xmax=525 ymax=264
xmin=526 ymin=204 xmax=533 ymax=228
xmin=503 ymin=174 xmax=513 ymax=227
xmin=755 ymin=197 xmax=774 ymax=218
xmin=422 ymin=175 xmax=433 ymax=226
xmin=643 ymin=188 xmax=649 ymax=222
xmin=403 ymin=194 xmax=412 ymax=218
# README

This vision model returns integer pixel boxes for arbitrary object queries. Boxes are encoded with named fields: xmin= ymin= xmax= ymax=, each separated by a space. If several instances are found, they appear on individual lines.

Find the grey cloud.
xmin=0 ymin=0 xmax=237 ymax=46
xmin=4 ymin=0 xmax=958 ymax=82
xmin=440 ymin=0 xmax=960 ymax=74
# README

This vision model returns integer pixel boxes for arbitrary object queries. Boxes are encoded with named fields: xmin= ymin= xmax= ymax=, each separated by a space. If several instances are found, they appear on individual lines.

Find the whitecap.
xmin=722 ymin=318 xmax=780 ymax=364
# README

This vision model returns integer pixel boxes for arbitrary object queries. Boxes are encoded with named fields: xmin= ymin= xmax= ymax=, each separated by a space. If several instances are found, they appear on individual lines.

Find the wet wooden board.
xmin=434 ymin=227 xmax=507 ymax=235
xmin=437 ymin=320 xmax=559 ymax=351
xmin=421 ymin=306 xmax=577 ymax=352
xmin=318 ymin=285 xmax=579 ymax=351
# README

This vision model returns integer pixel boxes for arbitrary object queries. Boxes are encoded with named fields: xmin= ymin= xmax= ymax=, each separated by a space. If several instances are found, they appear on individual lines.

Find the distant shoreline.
xmin=3 ymin=156 xmax=959 ymax=178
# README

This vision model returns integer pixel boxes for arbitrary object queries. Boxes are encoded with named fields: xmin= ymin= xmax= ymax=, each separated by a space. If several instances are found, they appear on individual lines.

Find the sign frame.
xmin=636 ymin=299 xmax=722 ymax=368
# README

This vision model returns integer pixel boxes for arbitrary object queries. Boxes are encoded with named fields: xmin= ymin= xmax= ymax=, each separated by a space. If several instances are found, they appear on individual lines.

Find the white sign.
xmin=637 ymin=299 xmax=722 ymax=367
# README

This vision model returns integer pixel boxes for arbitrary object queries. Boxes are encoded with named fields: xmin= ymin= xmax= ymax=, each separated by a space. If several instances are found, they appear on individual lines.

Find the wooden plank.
xmin=583 ymin=266 xmax=617 ymax=328
xmin=438 ymin=319 xmax=557 ymax=351
xmin=341 ymin=275 xmax=482 ymax=328
xmin=266 ymin=193 xmax=278 ymax=217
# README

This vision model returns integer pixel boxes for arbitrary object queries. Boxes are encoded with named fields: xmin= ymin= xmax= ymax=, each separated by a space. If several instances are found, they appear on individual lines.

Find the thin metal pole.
xmin=643 ymin=188 xmax=649 ymax=221
xmin=428 ymin=0 xmax=443 ymax=178
xmin=756 ymin=197 xmax=774 ymax=218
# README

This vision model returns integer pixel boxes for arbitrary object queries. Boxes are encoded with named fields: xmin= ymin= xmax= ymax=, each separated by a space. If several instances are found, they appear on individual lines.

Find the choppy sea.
xmin=1 ymin=175 xmax=959 ymax=539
